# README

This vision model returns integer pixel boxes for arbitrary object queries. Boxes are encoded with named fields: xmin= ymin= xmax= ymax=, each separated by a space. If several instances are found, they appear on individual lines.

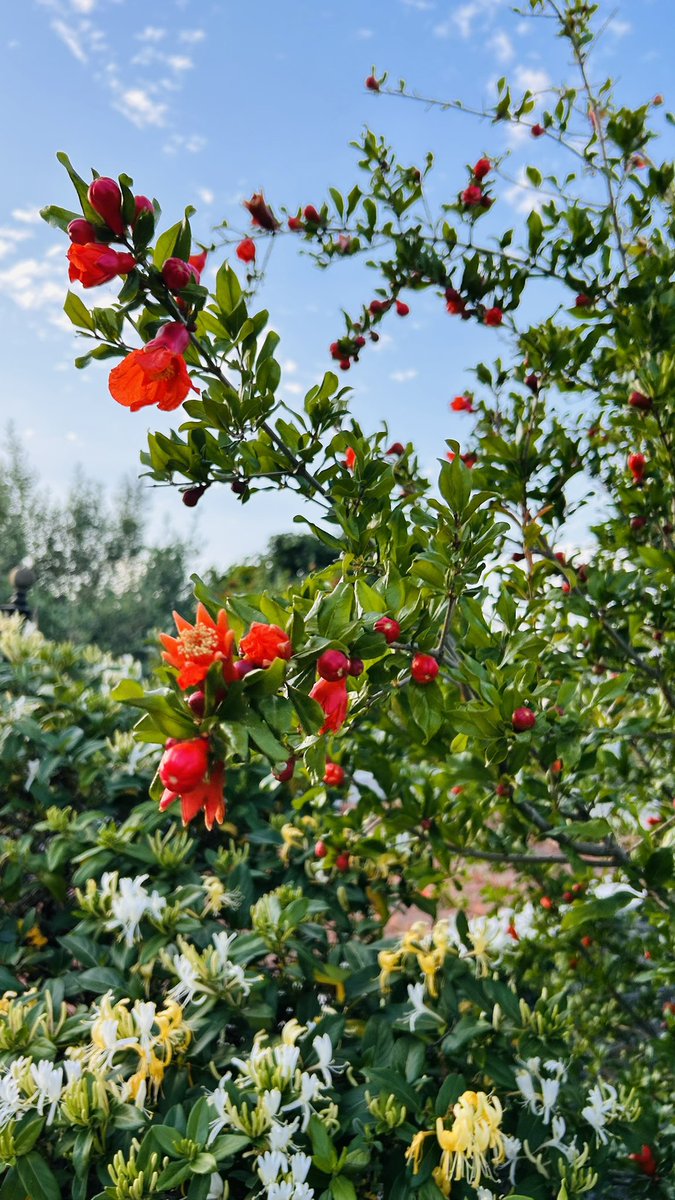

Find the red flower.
xmin=88 ymin=177 xmax=125 ymax=236
xmin=374 ymin=616 xmax=400 ymax=644
xmin=236 ymin=237 xmax=256 ymax=263
xmin=525 ymin=372 xmax=540 ymax=392
xmin=109 ymin=323 xmax=199 ymax=413
xmin=628 ymin=1146 xmax=658 ymax=1177
xmin=365 ymin=74 xmax=380 ymax=91
xmin=451 ymin=395 xmax=474 ymax=412
xmin=445 ymin=288 xmax=467 ymax=316
xmin=159 ymin=738 xmax=209 ymax=792
xmin=67 ymin=218 xmax=97 ymax=244
xmin=628 ymin=452 xmax=647 ymax=482
xmin=324 ymin=761 xmax=345 ymax=786
xmin=67 ymin=243 xmax=136 ymax=288
xmin=395 ymin=299 xmax=410 ymax=316
xmin=387 ymin=442 xmax=405 ymax=456
xmin=288 ymin=216 xmax=304 ymax=231
xmin=160 ymin=760 xmax=226 ymax=830
xmin=484 ymin=306 xmax=503 ymax=326
xmin=310 ymin=677 xmax=349 ymax=733
xmin=189 ymin=250 xmax=208 ymax=279
xmin=244 ymin=192 xmax=280 ymax=231
xmin=240 ymin=622 xmax=293 ymax=668
xmin=575 ymin=293 xmax=593 ymax=307
xmin=629 ymin=390 xmax=652 ymax=410
xmin=160 ymin=602 xmax=236 ymax=689
xmin=531 ymin=123 xmax=545 ymax=138
xmin=411 ymin=653 xmax=439 ymax=684
xmin=461 ymin=185 xmax=484 ymax=207
xmin=345 ymin=447 xmax=357 ymax=470
xmin=303 ymin=205 xmax=322 ymax=225
xmin=473 ymin=157 xmax=491 ymax=181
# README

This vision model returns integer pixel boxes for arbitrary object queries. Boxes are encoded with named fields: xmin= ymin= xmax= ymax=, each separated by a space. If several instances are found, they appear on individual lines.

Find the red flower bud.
xmin=525 ymin=373 xmax=539 ymax=392
xmin=162 ymin=257 xmax=198 ymax=291
xmin=628 ymin=452 xmax=647 ymax=482
xmin=348 ymin=657 xmax=364 ymax=677
xmin=344 ymin=446 xmax=357 ymax=469
xmin=374 ymin=616 xmax=400 ymax=644
xmin=395 ymin=299 xmax=410 ymax=316
xmin=540 ymin=895 xmax=554 ymax=910
xmin=411 ymin=653 xmax=439 ymax=684
xmin=317 ymin=649 xmax=350 ymax=682
xmin=581 ymin=934 xmax=593 ymax=947
xmin=273 ymin=757 xmax=296 ymax=783
xmin=324 ymin=761 xmax=345 ymax=786
xmin=182 ymin=485 xmax=207 ymax=508
xmin=484 ymin=306 xmax=503 ymax=326
xmin=133 ymin=195 xmax=155 ymax=224
xmin=631 ymin=515 xmax=647 ymax=530
xmin=365 ymin=74 xmax=380 ymax=91
xmin=512 ymin=706 xmax=536 ymax=732
xmin=473 ymin=157 xmax=491 ymax=180
xmin=451 ymin=395 xmax=474 ymax=412
xmin=335 ymin=852 xmax=350 ymax=872
xmin=159 ymin=738 xmax=209 ymax=792
xmin=236 ymin=237 xmax=256 ymax=263
xmin=531 ymin=123 xmax=545 ymax=137
xmin=288 ymin=215 xmax=304 ymax=231
xmin=303 ymin=205 xmax=322 ymax=225
xmin=387 ymin=442 xmax=405 ymax=456
xmin=445 ymin=288 xmax=467 ymax=316
xmin=315 ymin=839 xmax=328 ymax=858
xmin=88 ymin=176 xmax=125 ymax=236
xmin=67 ymin=218 xmax=98 ymax=244
xmin=340 ymin=359 xmax=351 ymax=371
xmin=369 ymin=299 xmax=388 ymax=315
xmin=354 ymin=335 xmax=366 ymax=348
xmin=629 ymin=390 xmax=652 ymax=410
xmin=575 ymin=293 xmax=593 ymax=307
xmin=244 ymin=192 xmax=279 ymax=231
xmin=233 ymin=659 xmax=256 ymax=680
xmin=461 ymin=185 xmax=484 ymax=208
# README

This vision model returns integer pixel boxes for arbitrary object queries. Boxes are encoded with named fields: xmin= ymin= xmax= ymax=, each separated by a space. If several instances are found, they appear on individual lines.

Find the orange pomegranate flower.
xmin=239 ymin=622 xmax=293 ymax=668
xmin=160 ymin=761 xmax=226 ymax=830
xmin=67 ymin=242 xmax=136 ymax=288
xmin=108 ymin=322 xmax=199 ymax=413
xmin=160 ymin=603 xmax=236 ymax=690
xmin=310 ymin=677 xmax=349 ymax=733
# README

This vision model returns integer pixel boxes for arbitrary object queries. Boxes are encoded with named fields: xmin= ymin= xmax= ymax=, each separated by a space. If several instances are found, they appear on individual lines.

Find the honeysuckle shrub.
xmin=2 ymin=0 xmax=673 ymax=1196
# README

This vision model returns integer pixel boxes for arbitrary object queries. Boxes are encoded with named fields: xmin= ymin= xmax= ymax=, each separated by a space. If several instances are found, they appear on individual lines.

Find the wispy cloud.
xmin=12 ymin=207 xmax=43 ymax=224
xmin=389 ymin=368 xmax=418 ymax=383
xmin=434 ymin=0 xmax=504 ymax=40
xmin=163 ymin=133 xmax=207 ymax=155
xmin=514 ymin=64 xmax=551 ymax=95
xmin=112 ymin=87 xmax=168 ymax=129
xmin=504 ymin=166 xmax=545 ymax=215
xmin=197 ymin=187 xmax=215 ymax=205
xmin=179 ymin=28 xmax=206 ymax=44
xmin=489 ymin=30 xmax=514 ymax=64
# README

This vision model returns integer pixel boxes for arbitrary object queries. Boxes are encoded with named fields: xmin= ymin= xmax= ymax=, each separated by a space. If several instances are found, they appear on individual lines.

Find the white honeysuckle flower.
xmin=539 ymin=1076 xmax=561 ymax=1124
xmin=274 ymin=1044 xmax=300 ymax=1081
xmin=515 ymin=1068 xmax=537 ymax=1106
xmin=268 ymin=1184 xmax=294 ymax=1200
xmin=540 ymin=1114 xmax=578 ymax=1163
xmin=311 ymin=1034 xmax=334 ymax=1085
xmin=405 ymin=981 xmax=444 ymax=1031
xmin=92 ymin=1018 xmax=137 ymax=1068
xmin=543 ymin=1060 xmax=567 ymax=1079
xmin=282 ymin=1072 xmax=323 ymax=1130
xmin=211 ymin=930 xmax=237 ymax=968
xmin=106 ymin=874 xmax=167 ymax=946
xmin=268 ymin=1118 xmax=300 ymax=1152
xmin=581 ymin=1080 xmax=619 ymax=1144
xmin=257 ymin=1150 xmax=288 ymax=1187
xmin=502 ymin=1133 xmax=522 ymax=1185
xmin=293 ymin=1185 xmax=314 ymax=1200
xmin=289 ymin=1152 xmax=312 ymax=1184
xmin=225 ymin=962 xmax=250 ymax=995
xmin=516 ymin=1058 xmax=564 ymax=1124
xmin=133 ymin=1001 xmax=157 ymax=1049
xmin=207 ymin=1175 xmax=225 ymax=1200
xmin=29 ymin=1060 xmax=63 ymax=1124
xmin=63 ymin=1060 xmax=82 ymax=1084
xmin=167 ymin=954 xmax=201 ymax=1005
xmin=206 ymin=1083 xmax=233 ymax=1143
xmin=0 ymin=1071 xmax=25 ymax=1127
xmin=261 ymin=1088 xmax=282 ymax=1118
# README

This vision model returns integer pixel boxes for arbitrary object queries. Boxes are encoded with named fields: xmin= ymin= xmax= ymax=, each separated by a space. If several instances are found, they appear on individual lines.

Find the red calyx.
xmin=236 ymin=238 xmax=256 ymax=263
xmin=374 ymin=616 xmax=401 ymax=644
xmin=339 ymin=359 xmax=351 ymax=371
xmin=525 ymin=373 xmax=540 ymax=392
xmin=484 ymin=306 xmax=503 ymax=327
xmin=369 ymin=299 xmax=388 ymax=315
xmin=365 ymin=75 xmax=380 ymax=91
xmin=629 ymin=390 xmax=652 ymax=410
xmin=395 ymin=299 xmax=410 ymax=316
xmin=324 ymin=761 xmax=345 ymax=786
xmin=273 ymin=757 xmax=296 ymax=783
xmin=629 ymin=1146 xmax=658 ymax=1177
xmin=354 ymin=335 xmax=366 ymax=348
xmin=317 ymin=649 xmax=350 ymax=682
xmin=288 ymin=215 xmax=304 ymax=231
xmin=88 ymin=177 xmax=125 ymax=236
xmin=445 ymin=288 xmax=467 ymax=316
xmin=531 ymin=124 xmax=545 ymax=137
xmin=411 ymin=653 xmax=439 ymax=684
xmin=512 ymin=706 xmax=536 ymax=732
xmin=315 ymin=840 xmax=328 ymax=858
xmin=335 ymin=852 xmax=350 ymax=872
xmin=159 ymin=738 xmax=209 ymax=792
xmin=387 ymin=441 xmax=405 ymax=456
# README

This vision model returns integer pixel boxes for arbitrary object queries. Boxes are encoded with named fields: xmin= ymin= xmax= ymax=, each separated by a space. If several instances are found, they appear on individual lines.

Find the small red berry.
xmin=581 ymin=934 xmax=593 ymax=948
xmin=421 ymin=817 xmax=433 ymax=831
xmin=324 ymin=761 xmax=345 ymax=786
xmin=473 ymin=157 xmax=491 ymax=181
xmin=631 ymin=516 xmax=647 ymax=530
xmin=484 ymin=306 xmax=503 ymax=326
xmin=365 ymin=75 xmax=380 ymax=91
xmin=317 ymin=649 xmax=350 ymax=682
xmin=628 ymin=452 xmax=647 ymax=482
xmin=182 ymin=485 xmax=207 ymax=508
xmin=461 ymin=185 xmax=484 ymax=208
xmin=236 ymin=237 xmax=256 ymax=263
xmin=495 ymin=782 xmax=512 ymax=797
xmin=315 ymin=840 xmax=328 ymax=858
xmin=575 ymin=293 xmax=593 ymax=307
xmin=512 ymin=707 xmax=536 ymax=732
xmin=561 ymin=581 xmax=571 ymax=594
xmin=335 ymin=852 xmax=350 ymax=872
xmin=159 ymin=738 xmax=209 ymax=792
xmin=339 ymin=359 xmax=351 ymax=371
xmin=531 ymin=123 xmax=545 ymax=137
xmin=551 ymin=759 xmax=563 ymax=774
xmin=629 ymin=390 xmax=652 ymax=410
xmin=395 ymin=299 xmax=410 ymax=316
xmin=572 ymin=882 xmax=584 ymax=894
xmin=411 ymin=653 xmax=439 ymax=684
xmin=374 ymin=616 xmax=401 ymax=644
xmin=563 ymin=890 xmax=574 ymax=903
xmin=354 ymin=335 xmax=366 ymax=348
xmin=540 ymin=895 xmax=554 ymax=910
xmin=348 ymin=658 xmax=364 ymax=677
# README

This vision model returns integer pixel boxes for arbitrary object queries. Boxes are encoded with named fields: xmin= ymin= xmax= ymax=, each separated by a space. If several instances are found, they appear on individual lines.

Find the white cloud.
xmin=167 ymin=54 xmax=193 ymax=71
xmin=435 ymin=0 xmax=504 ymax=39
xmin=504 ymin=167 xmax=545 ymax=215
xmin=607 ymin=17 xmax=631 ymax=36
xmin=113 ymin=87 xmax=168 ymax=128
xmin=282 ymin=381 xmax=303 ymax=396
xmin=11 ymin=207 xmax=42 ymax=224
xmin=514 ymin=65 xmax=551 ymax=95
xmin=70 ymin=0 xmax=95 ymax=10
xmin=197 ymin=187 xmax=215 ymax=205
xmin=490 ymin=30 xmax=514 ymax=63
xmin=281 ymin=359 xmax=298 ymax=374
xmin=0 ymin=257 xmax=64 ymax=310
xmin=505 ymin=121 xmax=530 ymax=147
xmin=163 ymin=133 xmax=207 ymax=155
xmin=370 ymin=332 xmax=393 ymax=353
xmin=0 ymin=227 xmax=33 ymax=260
xmin=389 ymin=368 xmax=418 ymax=383
xmin=356 ymin=28 xmax=374 ymax=39
xmin=50 ymin=17 xmax=88 ymax=61
xmin=136 ymin=26 xmax=166 ymax=42
xmin=179 ymin=28 xmax=206 ymax=44
xmin=401 ymin=0 xmax=434 ymax=9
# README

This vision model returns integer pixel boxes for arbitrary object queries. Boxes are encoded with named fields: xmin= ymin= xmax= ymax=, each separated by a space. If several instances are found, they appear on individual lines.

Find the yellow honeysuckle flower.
xmin=405 ymin=1129 xmax=433 ymax=1174
xmin=280 ymin=823 xmax=304 ymax=862
xmin=281 ymin=1018 xmax=307 ymax=1045
xmin=401 ymin=921 xmax=432 ymax=955
xmin=435 ymin=1090 xmax=504 ymax=1189
xmin=417 ymin=948 xmax=445 ymax=998
xmin=25 ymin=924 xmax=48 ymax=948
xmin=377 ymin=948 xmax=403 ymax=992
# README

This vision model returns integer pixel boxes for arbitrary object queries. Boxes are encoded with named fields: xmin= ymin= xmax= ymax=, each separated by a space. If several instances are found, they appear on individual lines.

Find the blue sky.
xmin=1 ymin=0 xmax=673 ymax=569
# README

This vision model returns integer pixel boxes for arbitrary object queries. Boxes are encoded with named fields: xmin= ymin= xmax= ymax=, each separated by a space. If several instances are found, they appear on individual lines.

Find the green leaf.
xmin=186 ymin=1097 xmax=211 ymax=1145
xmin=560 ymin=891 xmax=637 ymax=930
xmin=644 ymin=847 xmax=673 ymax=888
xmin=331 ymin=1178 xmax=357 ymax=1200
xmin=13 ymin=1114 xmax=45 ymax=1156
xmin=216 ymin=263 xmax=243 ymax=315
xmin=16 ymin=1153 xmax=61 ymax=1200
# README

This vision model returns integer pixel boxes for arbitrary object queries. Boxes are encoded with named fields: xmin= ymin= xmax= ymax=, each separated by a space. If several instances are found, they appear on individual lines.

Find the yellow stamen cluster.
xmin=178 ymin=625 xmax=218 ymax=658
xmin=406 ymin=1090 xmax=505 ymax=1194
